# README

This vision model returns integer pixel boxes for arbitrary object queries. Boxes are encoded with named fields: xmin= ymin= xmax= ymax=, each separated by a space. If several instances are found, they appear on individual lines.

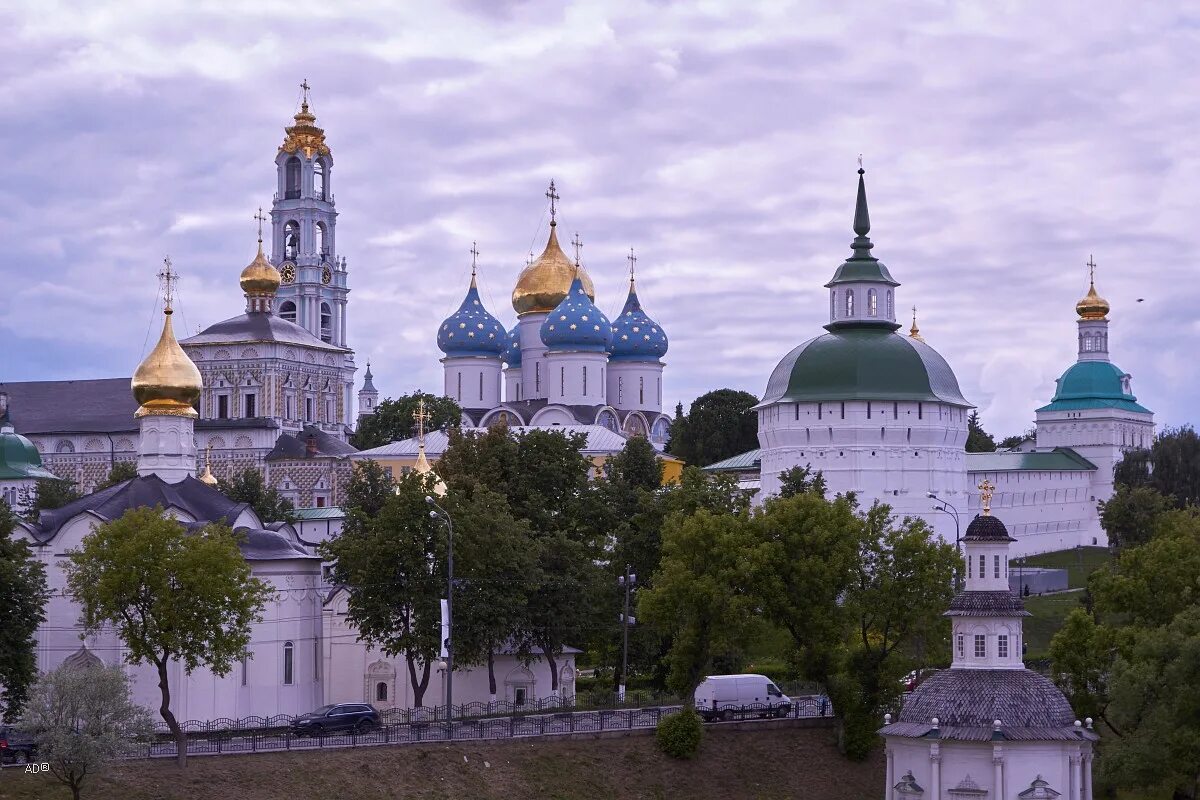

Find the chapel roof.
xmin=0 ymin=379 xmax=139 ymax=435
xmin=182 ymin=313 xmax=348 ymax=352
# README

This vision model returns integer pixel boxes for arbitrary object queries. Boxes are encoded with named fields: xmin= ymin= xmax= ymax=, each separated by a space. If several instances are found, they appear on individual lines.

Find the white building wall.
xmin=503 ymin=366 xmax=522 ymax=404
xmin=543 ymin=352 xmax=608 ymax=406
xmin=442 ymin=356 xmax=502 ymax=410
xmin=886 ymin=737 xmax=1091 ymax=800
xmin=607 ymin=361 xmax=665 ymax=415
xmin=518 ymin=314 xmax=550 ymax=401
xmin=966 ymin=468 xmax=1103 ymax=556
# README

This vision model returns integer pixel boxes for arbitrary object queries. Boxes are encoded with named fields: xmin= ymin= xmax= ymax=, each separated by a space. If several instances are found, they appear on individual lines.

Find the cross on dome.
xmin=414 ymin=398 xmax=430 ymax=444
xmin=977 ymin=478 xmax=995 ymax=515
xmin=546 ymin=179 xmax=559 ymax=224
xmin=254 ymin=207 xmax=267 ymax=244
xmin=571 ymin=232 xmax=583 ymax=266
xmin=627 ymin=247 xmax=637 ymax=285
xmin=158 ymin=256 xmax=177 ymax=313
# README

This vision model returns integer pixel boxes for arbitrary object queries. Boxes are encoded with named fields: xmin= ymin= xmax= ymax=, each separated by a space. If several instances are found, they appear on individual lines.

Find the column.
xmin=1071 ymin=753 xmax=1082 ymax=800
xmin=1082 ymin=753 xmax=1092 ymax=800
xmin=885 ymin=746 xmax=895 ymax=800
xmin=993 ymin=752 xmax=1004 ymax=800
xmin=929 ymin=744 xmax=941 ymax=800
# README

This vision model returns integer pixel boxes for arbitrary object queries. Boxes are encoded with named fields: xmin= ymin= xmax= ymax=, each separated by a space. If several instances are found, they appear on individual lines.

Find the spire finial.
xmin=1087 ymin=254 xmax=1097 ymax=286
xmin=546 ymin=179 xmax=559 ymax=226
xmin=978 ymin=478 xmax=995 ymax=516
xmin=158 ymin=256 xmax=177 ymax=314
xmin=253 ymin=207 xmax=267 ymax=247
xmin=627 ymin=247 xmax=637 ymax=290
xmin=853 ymin=159 xmax=871 ymax=238
xmin=300 ymin=78 xmax=311 ymax=111
xmin=469 ymin=241 xmax=480 ymax=286
xmin=571 ymin=232 xmax=583 ymax=267
xmin=909 ymin=306 xmax=924 ymax=341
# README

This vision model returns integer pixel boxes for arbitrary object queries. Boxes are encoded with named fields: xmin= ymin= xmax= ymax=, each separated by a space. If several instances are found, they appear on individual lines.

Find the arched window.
xmin=320 ymin=302 xmax=332 ymax=343
xmin=376 ymin=681 xmax=388 ymax=702
xmin=830 ymin=291 xmax=836 ymax=320
xmin=284 ymin=221 xmax=300 ymax=261
xmin=56 ymin=439 xmax=75 ymax=454
xmin=314 ymin=159 xmax=326 ymax=200
xmin=886 ymin=290 xmax=894 ymax=318
xmin=283 ymin=641 xmax=294 ymax=685
xmin=285 ymin=157 xmax=302 ymax=199
xmin=316 ymin=222 xmax=327 ymax=258
xmin=845 ymin=290 xmax=854 ymax=316
xmin=867 ymin=288 xmax=878 ymax=317
xmin=279 ymin=301 xmax=297 ymax=324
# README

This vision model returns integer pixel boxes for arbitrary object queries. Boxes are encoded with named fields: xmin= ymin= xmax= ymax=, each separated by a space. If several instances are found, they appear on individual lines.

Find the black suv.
xmin=0 ymin=726 xmax=37 ymax=765
xmin=290 ymin=703 xmax=380 ymax=736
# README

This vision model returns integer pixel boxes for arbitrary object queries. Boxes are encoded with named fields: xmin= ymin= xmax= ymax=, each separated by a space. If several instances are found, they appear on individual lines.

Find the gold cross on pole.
xmin=254 ymin=207 xmax=267 ymax=244
xmin=977 ymin=478 xmax=996 ymax=516
xmin=627 ymin=247 xmax=637 ymax=280
xmin=300 ymin=79 xmax=311 ymax=107
xmin=470 ymin=241 xmax=480 ymax=276
xmin=571 ymin=232 xmax=583 ymax=265
xmin=1086 ymin=254 xmax=1097 ymax=284
xmin=545 ymin=179 xmax=559 ymax=223
xmin=158 ymin=256 xmax=177 ymax=313
xmin=414 ymin=397 xmax=430 ymax=443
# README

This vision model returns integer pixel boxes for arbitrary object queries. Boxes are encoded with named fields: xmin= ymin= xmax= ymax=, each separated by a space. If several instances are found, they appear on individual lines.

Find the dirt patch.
xmin=0 ymin=724 xmax=883 ymax=800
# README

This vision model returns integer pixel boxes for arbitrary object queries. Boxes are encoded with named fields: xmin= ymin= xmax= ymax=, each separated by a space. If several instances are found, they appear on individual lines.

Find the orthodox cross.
xmin=1086 ymin=254 xmax=1097 ymax=284
xmin=545 ymin=179 xmax=559 ymax=223
xmin=571 ymin=232 xmax=583 ymax=266
xmin=414 ymin=398 xmax=430 ymax=444
xmin=977 ymin=478 xmax=996 ymax=516
xmin=858 ymin=153 xmax=863 ymax=169
xmin=158 ymin=256 xmax=177 ymax=313
xmin=300 ymin=79 xmax=311 ymax=107
xmin=627 ymin=247 xmax=637 ymax=281
xmin=254 ymin=207 xmax=267 ymax=244
xmin=470 ymin=241 xmax=480 ymax=277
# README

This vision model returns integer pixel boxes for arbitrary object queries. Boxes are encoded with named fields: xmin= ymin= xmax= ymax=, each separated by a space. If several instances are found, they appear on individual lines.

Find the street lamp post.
xmin=927 ymin=492 xmax=962 ymax=589
xmin=617 ymin=566 xmax=636 ymax=702
xmin=426 ymin=496 xmax=454 ymax=730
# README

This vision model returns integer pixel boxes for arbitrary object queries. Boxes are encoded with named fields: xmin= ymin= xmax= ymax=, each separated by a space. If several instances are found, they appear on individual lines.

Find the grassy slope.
xmin=0 ymin=725 xmax=883 ymax=800
xmin=1018 ymin=547 xmax=1110 ymax=660
xmin=1021 ymin=546 xmax=1111 ymax=589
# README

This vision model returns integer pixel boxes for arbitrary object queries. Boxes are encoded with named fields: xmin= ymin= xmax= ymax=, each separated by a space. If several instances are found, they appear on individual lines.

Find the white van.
xmin=694 ymin=674 xmax=791 ymax=721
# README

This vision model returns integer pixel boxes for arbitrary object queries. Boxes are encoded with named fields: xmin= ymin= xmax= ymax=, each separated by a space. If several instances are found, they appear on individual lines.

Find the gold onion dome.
xmin=512 ymin=223 xmax=595 ymax=315
xmin=132 ymin=308 xmax=202 ymax=418
xmin=240 ymin=242 xmax=282 ymax=296
xmin=1075 ymin=279 xmax=1110 ymax=320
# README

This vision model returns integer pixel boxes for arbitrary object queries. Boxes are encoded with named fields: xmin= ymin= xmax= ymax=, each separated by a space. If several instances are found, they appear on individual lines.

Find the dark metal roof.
xmin=0 ymin=378 xmax=138 ymax=435
xmin=25 ymin=474 xmax=315 ymax=561
xmin=964 ymin=514 xmax=1016 ymax=542
xmin=896 ymin=669 xmax=1078 ymax=732
xmin=703 ymin=449 xmax=763 ymax=472
xmin=182 ymin=312 xmax=348 ymax=352
xmin=946 ymin=591 xmax=1030 ymax=617
xmin=265 ymin=426 xmax=358 ymax=461
xmin=966 ymin=447 xmax=1098 ymax=473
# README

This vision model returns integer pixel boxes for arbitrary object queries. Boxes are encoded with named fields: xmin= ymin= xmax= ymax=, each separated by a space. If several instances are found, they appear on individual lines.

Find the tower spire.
xmin=854 ymin=158 xmax=871 ymax=239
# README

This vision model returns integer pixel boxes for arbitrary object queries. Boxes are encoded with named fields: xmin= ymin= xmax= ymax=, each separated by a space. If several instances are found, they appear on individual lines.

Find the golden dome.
xmin=132 ymin=309 xmax=202 ymax=418
xmin=1075 ymin=280 xmax=1110 ymax=320
xmin=511 ymin=223 xmax=595 ymax=315
xmin=412 ymin=443 xmax=446 ymax=497
xmin=240 ymin=242 xmax=281 ymax=296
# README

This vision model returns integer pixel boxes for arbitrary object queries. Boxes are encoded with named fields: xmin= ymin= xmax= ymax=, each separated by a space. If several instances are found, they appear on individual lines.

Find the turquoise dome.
xmin=610 ymin=285 xmax=668 ymax=362
xmin=540 ymin=276 xmax=613 ymax=353
xmin=762 ymin=327 xmax=970 ymax=406
xmin=504 ymin=324 xmax=522 ymax=367
xmin=1037 ymin=361 xmax=1151 ymax=414
xmin=0 ymin=425 xmax=58 ymax=480
xmin=437 ymin=278 xmax=506 ymax=358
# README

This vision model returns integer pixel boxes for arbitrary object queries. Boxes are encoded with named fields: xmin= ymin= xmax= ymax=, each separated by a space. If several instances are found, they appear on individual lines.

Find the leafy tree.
xmin=19 ymin=663 xmax=153 ymax=800
xmin=96 ymin=461 xmax=138 ymax=490
xmin=1048 ymin=608 xmax=1128 ymax=733
xmin=0 ymin=501 xmax=49 ymax=720
xmin=776 ymin=464 xmax=828 ymax=499
xmin=344 ymin=459 xmax=395 ymax=522
xmin=526 ymin=530 xmax=606 ymax=695
xmin=965 ymin=410 xmax=996 ymax=453
xmin=29 ymin=478 xmax=82 ymax=519
xmin=436 ymin=422 xmax=521 ymax=499
xmin=63 ymin=506 xmax=272 ymax=767
xmin=1113 ymin=426 xmax=1200 ymax=509
xmin=351 ymin=392 xmax=462 ymax=450
xmin=1099 ymin=485 xmax=1173 ymax=551
xmin=1089 ymin=510 xmax=1200 ymax=629
xmin=665 ymin=389 xmax=759 ymax=467
xmin=217 ymin=466 xmax=297 ymax=523
xmin=322 ymin=472 xmax=445 ymax=707
xmin=659 ymin=466 xmax=752 ymax=519
xmin=998 ymin=427 xmax=1036 ymax=450
xmin=638 ymin=508 xmax=758 ymax=705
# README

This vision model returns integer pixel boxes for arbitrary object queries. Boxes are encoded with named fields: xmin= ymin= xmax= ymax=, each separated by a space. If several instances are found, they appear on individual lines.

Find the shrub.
xmin=656 ymin=707 xmax=703 ymax=758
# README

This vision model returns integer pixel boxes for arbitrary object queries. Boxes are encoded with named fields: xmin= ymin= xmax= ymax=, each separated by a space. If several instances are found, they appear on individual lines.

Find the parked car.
xmin=0 ymin=726 xmax=37 ymax=765
xmin=694 ymin=674 xmax=791 ymax=722
xmin=290 ymin=703 xmax=380 ymax=736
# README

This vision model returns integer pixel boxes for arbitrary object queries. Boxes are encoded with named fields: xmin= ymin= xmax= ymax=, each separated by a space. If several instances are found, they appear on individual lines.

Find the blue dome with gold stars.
xmin=504 ymin=323 xmax=522 ymax=367
xmin=437 ymin=275 xmax=506 ymax=357
xmin=610 ymin=281 xmax=668 ymax=362
xmin=540 ymin=275 xmax=613 ymax=353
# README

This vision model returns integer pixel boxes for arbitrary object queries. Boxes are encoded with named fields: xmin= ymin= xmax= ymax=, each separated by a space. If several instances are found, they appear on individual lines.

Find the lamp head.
xmin=429 ymin=510 xmax=438 ymax=519
xmin=425 ymin=495 xmax=434 ymax=505
xmin=926 ymin=492 xmax=936 ymax=499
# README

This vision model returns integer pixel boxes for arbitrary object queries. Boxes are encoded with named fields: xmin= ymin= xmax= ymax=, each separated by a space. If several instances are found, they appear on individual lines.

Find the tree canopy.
xmin=965 ymin=410 xmax=997 ymax=453
xmin=217 ymin=465 xmax=297 ymax=523
xmin=96 ymin=461 xmax=138 ymax=490
xmin=351 ymin=392 xmax=462 ymax=450
xmin=29 ymin=477 xmax=81 ymax=519
xmin=665 ymin=389 xmax=759 ymax=467
xmin=1113 ymin=425 xmax=1200 ymax=508
xmin=0 ymin=501 xmax=49 ymax=720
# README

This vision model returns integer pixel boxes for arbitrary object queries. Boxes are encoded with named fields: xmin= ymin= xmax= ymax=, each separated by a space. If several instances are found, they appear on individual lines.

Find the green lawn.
xmin=1021 ymin=546 xmax=1111 ymax=589
xmin=1022 ymin=590 xmax=1087 ymax=660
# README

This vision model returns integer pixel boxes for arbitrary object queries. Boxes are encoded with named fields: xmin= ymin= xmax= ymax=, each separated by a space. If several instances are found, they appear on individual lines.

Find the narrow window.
xmin=830 ymin=291 xmax=836 ymax=320
xmin=845 ymin=290 xmax=854 ymax=316
xmin=795 ymin=404 xmax=799 ymax=421
xmin=316 ymin=222 xmax=327 ymax=257
xmin=818 ymin=403 xmax=823 ymax=420
xmin=306 ymin=397 xmax=314 ymax=421
xmin=886 ymin=290 xmax=893 ymax=318
xmin=840 ymin=402 xmax=845 ymax=420
xmin=978 ymin=555 xmax=985 ymax=579
xmin=314 ymin=640 xmax=320 ymax=681
xmin=536 ymin=362 xmax=541 ymax=394
xmin=326 ymin=399 xmax=333 ymax=421
xmin=618 ymin=376 xmax=623 ymax=404
xmin=241 ymin=655 xmax=248 ymax=686
xmin=893 ymin=402 xmax=898 ymax=419
xmin=974 ymin=635 xmax=986 ymax=658
xmin=639 ymin=376 xmax=645 ymax=405
xmin=284 ymin=221 xmax=300 ymax=260
xmin=283 ymin=641 xmax=294 ymax=685
xmin=918 ymin=402 xmax=923 ymax=420
xmin=998 ymin=635 xmax=1009 ymax=659
xmin=245 ymin=393 xmax=257 ymax=418
xmin=320 ymin=303 xmax=333 ymax=343
xmin=217 ymin=395 xmax=229 ymax=419
xmin=285 ymin=157 xmax=301 ymax=199
xmin=479 ymin=372 xmax=484 ymax=402
xmin=956 ymin=634 xmax=964 ymax=658
xmin=994 ymin=555 xmax=1001 ymax=579
xmin=868 ymin=288 xmax=878 ymax=316
xmin=560 ymin=366 xmax=565 ymax=397
xmin=314 ymin=159 xmax=326 ymax=200
xmin=867 ymin=401 xmax=872 ymax=418
xmin=376 ymin=682 xmax=388 ymax=702
xmin=583 ymin=365 xmax=588 ymax=396
xmin=457 ymin=372 xmax=462 ymax=401
xmin=280 ymin=301 xmax=297 ymax=324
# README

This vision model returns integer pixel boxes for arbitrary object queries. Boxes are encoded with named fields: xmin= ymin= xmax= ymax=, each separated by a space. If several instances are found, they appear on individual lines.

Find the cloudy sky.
xmin=2 ymin=1 xmax=1196 ymax=437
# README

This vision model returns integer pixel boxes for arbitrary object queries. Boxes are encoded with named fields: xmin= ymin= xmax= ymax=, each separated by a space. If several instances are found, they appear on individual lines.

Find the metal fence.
xmin=141 ymin=694 xmax=833 ymax=759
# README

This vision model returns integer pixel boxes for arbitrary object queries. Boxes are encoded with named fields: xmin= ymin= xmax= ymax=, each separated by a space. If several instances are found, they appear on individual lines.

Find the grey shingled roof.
xmin=0 ymin=378 xmax=138 ymax=435
xmin=181 ymin=312 xmax=348 ymax=352
xmin=964 ymin=514 xmax=1016 ymax=542
xmin=946 ymin=591 xmax=1031 ymax=617
xmin=265 ymin=426 xmax=358 ymax=460
xmin=896 ymin=669 xmax=1079 ymax=733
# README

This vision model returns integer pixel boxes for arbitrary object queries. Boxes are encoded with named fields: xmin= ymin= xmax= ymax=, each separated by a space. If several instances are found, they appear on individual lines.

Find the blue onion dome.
xmin=504 ymin=323 xmax=522 ymax=367
xmin=437 ymin=271 xmax=506 ymax=357
xmin=540 ymin=274 xmax=613 ymax=353
xmin=610 ymin=277 xmax=668 ymax=361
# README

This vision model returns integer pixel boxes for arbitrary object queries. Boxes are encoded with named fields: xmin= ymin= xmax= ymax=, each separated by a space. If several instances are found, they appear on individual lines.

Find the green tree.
xmin=322 ymin=472 xmax=445 ymax=706
xmin=776 ymin=464 xmax=828 ymax=499
xmin=1113 ymin=426 xmax=1200 ymax=508
xmin=63 ymin=506 xmax=272 ymax=767
xmin=665 ymin=389 xmax=759 ymax=467
xmin=1099 ymin=484 xmax=1173 ymax=551
xmin=965 ymin=410 xmax=996 ymax=453
xmin=638 ymin=508 xmax=757 ymax=704
xmin=998 ymin=427 xmax=1036 ymax=450
xmin=217 ymin=466 xmax=297 ymax=523
xmin=29 ymin=478 xmax=82 ymax=519
xmin=344 ymin=459 xmax=395 ymax=522
xmin=0 ymin=501 xmax=49 ymax=720
xmin=96 ymin=461 xmax=138 ymax=490
xmin=351 ymin=392 xmax=462 ymax=450
xmin=1047 ymin=608 xmax=1128 ymax=733
xmin=18 ymin=663 xmax=153 ymax=800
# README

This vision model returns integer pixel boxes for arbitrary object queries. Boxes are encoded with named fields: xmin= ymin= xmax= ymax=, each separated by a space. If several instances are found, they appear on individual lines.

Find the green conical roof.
xmin=825 ymin=168 xmax=899 ymax=289
xmin=0 ymin=425 xmax=59 ymax=480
